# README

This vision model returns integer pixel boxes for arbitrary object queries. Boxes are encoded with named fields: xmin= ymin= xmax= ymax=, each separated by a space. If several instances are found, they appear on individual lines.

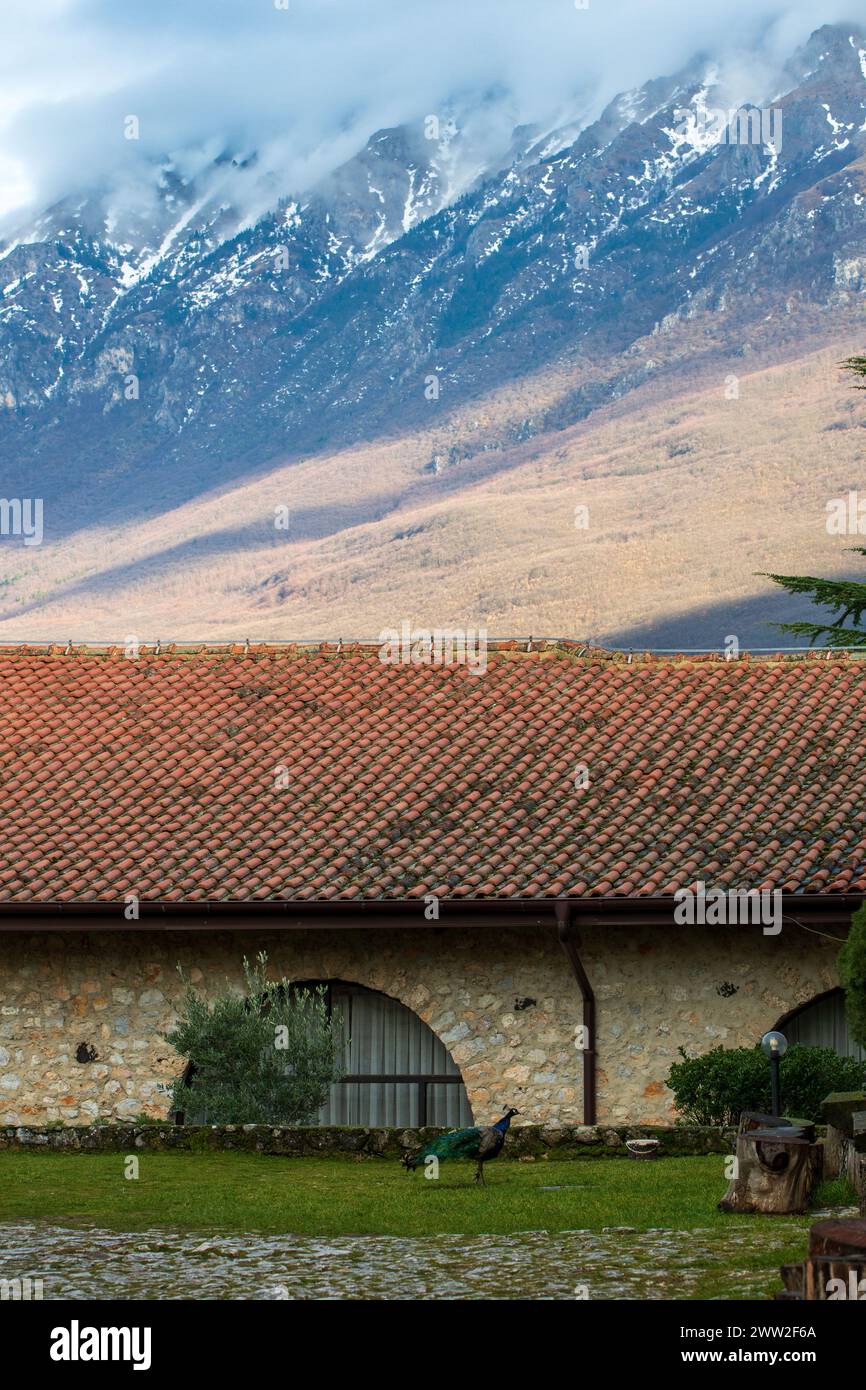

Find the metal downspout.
xmin=555 ymin=900 xmax=597 ymax=1125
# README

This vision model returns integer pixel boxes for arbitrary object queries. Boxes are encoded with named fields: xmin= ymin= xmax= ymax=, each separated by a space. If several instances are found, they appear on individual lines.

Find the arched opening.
xmin=775 ymin=987 xmax=864 ymax=1061
xmin=293 ymin=979 xmax=473 ymax=1127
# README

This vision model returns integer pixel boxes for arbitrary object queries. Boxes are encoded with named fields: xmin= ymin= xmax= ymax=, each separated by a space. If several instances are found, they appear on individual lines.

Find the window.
xmin=294 ymin=979 xmax=473 ymax=1127
xmin=776 ymin=988 xmax=864 ymax=1061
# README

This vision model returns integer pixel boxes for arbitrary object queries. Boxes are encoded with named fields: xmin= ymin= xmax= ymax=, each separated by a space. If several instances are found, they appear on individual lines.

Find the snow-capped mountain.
xmin=1 ymin=22 xmax=865 ymax=543
xmin=0 ymin=115 xmax=472 ymax=413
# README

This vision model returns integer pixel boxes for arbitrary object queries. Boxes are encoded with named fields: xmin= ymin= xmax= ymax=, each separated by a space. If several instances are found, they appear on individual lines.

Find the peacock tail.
xmin=405 ymin=1125 xmax=482 ymax=1168
xmin=402 ymin=1108 xmax=518 ymax=1173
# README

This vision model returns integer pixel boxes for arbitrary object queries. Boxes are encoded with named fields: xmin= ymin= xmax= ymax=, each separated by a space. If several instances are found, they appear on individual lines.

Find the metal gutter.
xmin=555 ymin=900 xmax=597 ymax=1125
xmin=0 ymin=893 xmax=859 ymax=929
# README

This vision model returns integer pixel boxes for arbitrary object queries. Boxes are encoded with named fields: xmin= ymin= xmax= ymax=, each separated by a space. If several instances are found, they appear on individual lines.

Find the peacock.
xmin=401 ymin=1107 xmax=519 ymax=1184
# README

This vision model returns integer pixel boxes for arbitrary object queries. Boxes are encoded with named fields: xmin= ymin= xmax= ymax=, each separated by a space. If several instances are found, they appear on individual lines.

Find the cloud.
xmin=0 ymin=0 xmax=858 ymax=221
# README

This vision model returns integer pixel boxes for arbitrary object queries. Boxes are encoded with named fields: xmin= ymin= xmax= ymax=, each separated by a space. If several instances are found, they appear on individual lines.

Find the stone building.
xmin=0 ymin=642 xmax=862 ymax=1128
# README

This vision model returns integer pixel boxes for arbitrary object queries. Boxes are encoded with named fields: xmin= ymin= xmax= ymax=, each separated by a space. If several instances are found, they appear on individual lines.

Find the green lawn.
xmin=0 ymin=1150 xmax=847 ymax=1239
xmin=3 ymin=1152 xmax=851 ymax=1298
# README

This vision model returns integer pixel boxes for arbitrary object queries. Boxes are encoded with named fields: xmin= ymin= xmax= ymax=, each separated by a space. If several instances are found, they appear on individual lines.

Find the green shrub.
xmin=838 ymin=903 xmax=866 ymax=1051
xmin=666 ymin=1043 xmax=866 ymax=1126
xmin=163 ymin=953 xmax=345 ymax=1125
xmin=666 ymin=1045 xmax=766 ymax=1126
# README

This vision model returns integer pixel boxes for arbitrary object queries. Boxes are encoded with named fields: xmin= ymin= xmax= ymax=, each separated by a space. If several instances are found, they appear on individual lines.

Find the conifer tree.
xmin=839 ymin=903 xmax=866 ymax=1053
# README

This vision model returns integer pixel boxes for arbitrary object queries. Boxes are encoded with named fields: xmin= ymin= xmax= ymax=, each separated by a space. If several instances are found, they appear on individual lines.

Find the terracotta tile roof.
xmin=0 ymin=643 xmax=863 ymax=904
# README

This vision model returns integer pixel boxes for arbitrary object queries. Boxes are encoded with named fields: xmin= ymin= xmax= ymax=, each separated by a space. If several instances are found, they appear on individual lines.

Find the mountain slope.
xmin=1 ymin=23 xmax=865 ymax=643
xmin=0 ymin=334 xmax=862 ymax=646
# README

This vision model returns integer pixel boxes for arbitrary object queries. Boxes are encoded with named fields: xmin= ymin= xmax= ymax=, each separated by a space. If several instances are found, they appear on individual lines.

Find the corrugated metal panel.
xmin=784 ymin=989 xmax=865 ymax=1061
xmin=318 ymin=984 xmax=473 ymax=1127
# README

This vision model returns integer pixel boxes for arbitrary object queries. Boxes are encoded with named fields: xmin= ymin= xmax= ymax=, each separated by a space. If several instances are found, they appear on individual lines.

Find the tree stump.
xmin=779 ymin=1262 xmax=804 ymax=1296
xmin=737 ymin=1111 xmax=815 ymax=1142
xmin=718 ymin=1119 xmax=822 ymax=1215
xmin=803 ymin=1219 xmax=866 ymax=1300
xmin=817 ymin=1089 xmax=866 ymax=1178
xmin=821 ymin=1092 xmax=866 ymax=1137
xmin=739 ymin=1110 xmax=789 ymax=1133
xmin=824 ymin=1125 xmax=846 ymax=1181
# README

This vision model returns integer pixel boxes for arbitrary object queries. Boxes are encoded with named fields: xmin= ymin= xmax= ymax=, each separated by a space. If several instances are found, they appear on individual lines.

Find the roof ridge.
xmin=0 ymin=640 xmax=861 ymax=665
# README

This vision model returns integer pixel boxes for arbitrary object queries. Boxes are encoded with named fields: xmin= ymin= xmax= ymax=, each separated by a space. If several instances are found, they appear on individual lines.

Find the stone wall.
xmin=0 ymin=1122 xmax=737 ymax=1158
xmin=0 ymin=921 xmax=841 ymax=1127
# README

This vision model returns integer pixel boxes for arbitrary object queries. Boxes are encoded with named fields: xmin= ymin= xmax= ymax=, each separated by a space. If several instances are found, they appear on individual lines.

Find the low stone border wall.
xmin=0 ymin=1122 xmax=737 ymax=1158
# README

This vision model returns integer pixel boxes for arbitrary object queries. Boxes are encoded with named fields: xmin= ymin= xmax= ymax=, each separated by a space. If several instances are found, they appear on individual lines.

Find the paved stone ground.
xmin=4 ymin=1217 xmax=854 ymax=1301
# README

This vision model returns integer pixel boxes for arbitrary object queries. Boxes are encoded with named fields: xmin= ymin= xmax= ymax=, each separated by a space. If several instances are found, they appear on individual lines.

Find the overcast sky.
xmin=0 ymin=0 xmax=858 ymax=220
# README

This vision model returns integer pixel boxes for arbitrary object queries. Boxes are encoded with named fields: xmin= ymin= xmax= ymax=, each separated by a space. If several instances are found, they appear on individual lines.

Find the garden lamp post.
xmin=761 ymin=1030 xmax=788 ymax=1119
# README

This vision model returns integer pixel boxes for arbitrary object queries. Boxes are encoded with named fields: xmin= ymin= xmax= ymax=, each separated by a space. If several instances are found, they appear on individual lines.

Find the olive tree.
xmin=163 ymin=953 xmax=345 ymax=1124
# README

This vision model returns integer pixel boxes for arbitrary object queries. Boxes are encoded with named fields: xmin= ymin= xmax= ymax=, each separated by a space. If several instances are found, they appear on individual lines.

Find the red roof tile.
xmin=0 ymin=644 xmax=864 ymax=903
